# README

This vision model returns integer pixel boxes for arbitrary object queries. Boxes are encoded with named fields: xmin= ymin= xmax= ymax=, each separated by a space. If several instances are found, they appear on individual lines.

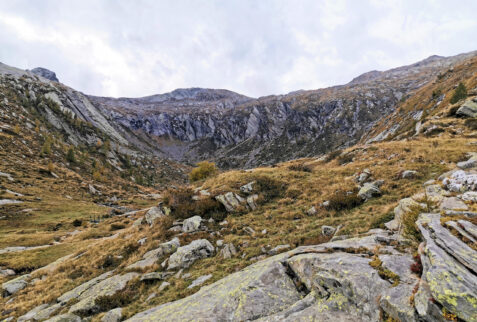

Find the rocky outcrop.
xmin=127 ymin=237 xmax=180 ymax=270
xmin=30 ymin=67 xmax=59 ymax=82
xmin=167 ymin=239 xmax=214 ymax=270
xmin=456 ymin=98 xmax=477 ymax=117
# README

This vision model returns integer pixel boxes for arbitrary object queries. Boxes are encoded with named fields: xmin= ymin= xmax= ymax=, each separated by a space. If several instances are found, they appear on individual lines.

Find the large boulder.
xmin=2 ymin=273 xmax=30 ymax=296
xmin=31 ymin=67 xmax=59 ymax=82
xmin=127 ymin=238 xmax=180 ymax=270
xmin=144 ymin=206 xmax=165 ymax=226
xmin=456 ymin=98 xmax=477 ymax=117
xmin=358 ymin=181 xmax=383 ymax=200
xmin=215 ymin=192 xmax=246 ymax=212
xmin=182 ymin=216 xmax=203 ymax=233
xmin=167 ymin=239 xmax=214 ymax=270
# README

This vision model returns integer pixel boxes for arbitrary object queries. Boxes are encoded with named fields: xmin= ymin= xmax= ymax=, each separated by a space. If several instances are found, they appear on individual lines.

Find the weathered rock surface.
xmin=30 ymin=67 xmax=59 ymax=82
xmin=101 ymin=308 xmax=122 ymax=322
xmin=144 ymin=206 xmax=164 ymax=226
xmin=2 ymin=273 xmax=30 ymax=296
xmin=167 ymin=239 xmax=214 ymax=270
xmin=45 ymin=313 xmax=81 ymax=322
xmin=182 ymin=216 xmax=203 ymax=233
xmin=127 ymin=238 xmax=180 ymax=270
xmin=68 ymin=273 xmax=138 ymax=314
xmin=456 ymin=98 xmax=477 ymax=117
xmin=358 ymin=180 xmax=383 ymax=200
xmin=187 ymin=274 xmax=212 ymax=289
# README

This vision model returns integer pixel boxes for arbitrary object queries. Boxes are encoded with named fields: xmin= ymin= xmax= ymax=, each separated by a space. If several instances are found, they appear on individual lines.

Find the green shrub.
xmin=326 ymin=189 xmax=362 ymax=211
xmin=288 ymin=163 xmax=313 ymax=172
xmin=189 ymin=161 xmax=217 ymax=181
xmin=450 ymin=82 xmax=467 ymax=104
xmin=66 ymin=147 xmax=76 ymax=163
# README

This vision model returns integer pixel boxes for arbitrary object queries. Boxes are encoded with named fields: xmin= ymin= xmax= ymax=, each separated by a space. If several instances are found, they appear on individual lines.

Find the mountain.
xmin=89 ymin=51 xmax=477 ymax=168
xmin=1 ymin=51 xmax=477 ymax=322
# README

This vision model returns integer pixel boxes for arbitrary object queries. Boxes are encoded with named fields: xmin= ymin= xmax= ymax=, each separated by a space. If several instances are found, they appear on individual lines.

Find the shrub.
xmin=288 ymin=163 xmax=313 ymax=172
xmin=401 ymin=208 xmax=422 ymax=242
xmin=450 ymin=82 xmax=467 ymax=104
xmin=189 ymin=161 xmax=217 ymax=182
xmin=110 ymin=223 xmax=126 ymax=231
xmin=72 ymin=219 xmax=82 ymax=227
xmin=324 ymin=149 xmax=342 ymax=162
xmin=326 ymin=188 xmax=362 ymax=211
xmin=252 ymin=175 xmax=286 ymax=202
xmin=163 ymin=187 xmax=225 ymax=220
xmin=40 ymin=137 xmax=52 ymax=156
xmin=66 ymin=147 xmax=76 ymax=163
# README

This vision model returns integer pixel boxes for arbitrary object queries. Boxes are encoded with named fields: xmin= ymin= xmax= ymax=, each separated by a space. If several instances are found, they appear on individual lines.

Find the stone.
xmin=457 ymin=157 xmax=477 ymax=170
xmin=461 ymin=191 xmax=477 ymax=202
xmin=167 ymin=239 xmax=214 ymax=270
xmin=445 ymin=221 xmax=476 ymax=243
xmin=356 ymin=168 xmax=371 ymax=183
xmin=145 ymin=207 xmax=164 ymax=226
xmin=358 ymin=181 xmax=382 ymax=200
xmin=137 ymin=237 xmax=147 ymax=245
xmin=88 ymin=184 xmax=99 ymax=195
xmin=220 ymin=243 xmax=237 ymax=259
xmin=246 ymin=194 xmax=259 ymax=210
xmin=182 ymin=216 xmax=203 ymax=233
xmin=216 ymin=239 xmax=224 ymax=247
xmin=240 ymin=181 xmax=255 ymax=194
xmin=306 ymin=206 xmax=317 ymax=216
xmin=58 ymin=271 xmax=113 ymax=304
xmin=68 ymin=273 xmax=139 ymax=315
xmin=243 ymin=226 xmax=255 ymax=235
xmin=101 ymin=308 xmax=122 ymax=322
xmin=401 ymin=170 xmax=418 ymax=179
xmin=159 ymin=281 xmax=170 ymax=291
xmin=216 ymin=192 xmax=245 ymax=212
xmin=458 ymin=220 xmax=477 ymax=240
xmin=456 ymin=98 xmax=477 ymax=117
xmin=187 ymin=274 xmax=212 ymax=289
xmin=127 ymin=237 xmax=180 ymax=270
xmin=439 ymin=197 xmax=468 ymax=211
xmin=2 ymin=273 xmax=30 ymax=296
xmin=140 ymin=272 xmax=172 ymax=282
xmin=45 ymin=314 xmax=81 ymax=322
xmin=0 ymin=268 xmax=15 ymax=277
xmin=321 ymin=225 xmax=336 ymax=236
xmin=442 ymin=170 xmax=477 ymax=192
xmin=18 ymin=304 xmax=50 ymax=322
xmin=268 ymin=244 xmax=290 ymax=255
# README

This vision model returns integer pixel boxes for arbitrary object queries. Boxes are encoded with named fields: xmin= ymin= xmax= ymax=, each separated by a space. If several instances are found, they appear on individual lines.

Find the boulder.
xmin=321 ymin=225 xmax=336 ymax=236
xmin=439 ymin=197 xmax=468 ymax=211
xmin=306 ymin=206 xmax=317 ymax=216
xmin=457 ymin=157 xmax=477 ymax=170
xmin=456 ymin=98 xmax=477 ymax=117
xmin=187 ymin=274 xmax=212 ymax=289
xmin=246 ymin=194 xmax=259 ymax=211
xmin=182 ymin=216 xmax=203 ymax=233
xmin=220 ymin=243 xmax=237 ymax=259
xmin=144 ymin=206 xmax=165 ymax=226
xmin=167 ymin=239 xmax=214 ymax=270
xmin=68 ymin=273 xmax=139 ymax=315
xmin=240 ymin=181 xmax=255 ymax=194
xmin=2 ymin=273 xmax=30 ymax=296
xmin=216 ymin=192 xmax=245 ymax=212
xmin=0 ymin=268 xmax=15 ymax=277
xmin=356 ymin=168 xmax=371 ymax=183
xmin=57 ymin=271 xmax=113 ymax=304
xmin=101 ymin=308 xmax=122 ymax=322
xmin=442 ymin=170 xmax=477 ymax=192
xmin=140 ymin=272 xmax=172 ymax=282
xmin=159 ymin=281 xmax=170 ymax=291
xmin=401 ymin=170 xmax=418 ymax=179
xmin=127 ymin=238 xmax=180 ymax=270
xmin=358 ymin=181 xmax=382 ymax=200
xmin=268 ymin=244 xmax=290 ymax=255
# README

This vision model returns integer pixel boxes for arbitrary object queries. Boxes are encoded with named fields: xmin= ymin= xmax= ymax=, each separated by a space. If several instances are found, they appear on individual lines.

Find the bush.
xmin=401 ymin=208 xmax=422 ymax=242
xmin=110 ymin=223 xmax=126 ymax=231
xmin=450 ymin=82 xmax=467 ymax=104
xmin=252 ymin=175 xmax=286 ymax=202
xmin=288 ymin=163 xmax=313 ymax=172
xmin=326 ymin=188 xmax=362 ymax=211
xmin=163 ymin=187 xmax=225 ymax=220
xmin=95 ymin=288 xmax=136 ymax=312
xmin=189 ymin=161 xmax=217 ymax=182
xmin=324 ymin=149 xmax=342 ymax=162
xmin=66 ymin=147 xmax=76 ymax=163
xmin=72 ymin=219 xmax=82 ymax=227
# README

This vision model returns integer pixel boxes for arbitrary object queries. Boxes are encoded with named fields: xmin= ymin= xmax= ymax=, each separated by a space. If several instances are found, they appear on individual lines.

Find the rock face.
xmin=87 ymin=53 xmax=476 ymax=168
xmin=167 ymin=239 xmax=214 ymax=270
xmin=2 ymin=273 xmax=30 ymax=296
xmin=31 ymin=67 xmax=59 ymax=82
xmin=144 ymin=206 xmax=164 ymax=226
xmin=456 ymin=98 xmax=477 ymax=117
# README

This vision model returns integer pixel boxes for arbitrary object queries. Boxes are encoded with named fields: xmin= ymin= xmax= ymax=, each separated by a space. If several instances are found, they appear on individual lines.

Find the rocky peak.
xmin=30 ymin=67 xmax=59 ymax=82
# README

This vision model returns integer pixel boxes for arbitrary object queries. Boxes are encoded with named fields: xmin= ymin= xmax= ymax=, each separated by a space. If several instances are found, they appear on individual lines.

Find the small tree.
xmin=450 ymin=82 xmax=467 ymax=104
xmin=189 ymin=161 xmax=218 ymax=182
xmin=66 ymin=147 xmax=76 ymax=163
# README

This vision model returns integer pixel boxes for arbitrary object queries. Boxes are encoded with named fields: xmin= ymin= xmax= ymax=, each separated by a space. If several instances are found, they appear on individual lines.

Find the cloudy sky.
xmin=0 ymin=0 xmax=476 ymax=98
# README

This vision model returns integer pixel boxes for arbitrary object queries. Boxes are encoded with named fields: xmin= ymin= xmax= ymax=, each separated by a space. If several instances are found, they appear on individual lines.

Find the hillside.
xmin=90 ymin=51 xmax=477 ymax=168
xmin=0 ymin=52 xmax=476 ymax=321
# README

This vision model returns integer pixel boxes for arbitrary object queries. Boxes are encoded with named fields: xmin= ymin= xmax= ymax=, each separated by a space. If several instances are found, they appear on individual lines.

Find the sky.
xmin=0 ymin=0 xmax=476 ymax=98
